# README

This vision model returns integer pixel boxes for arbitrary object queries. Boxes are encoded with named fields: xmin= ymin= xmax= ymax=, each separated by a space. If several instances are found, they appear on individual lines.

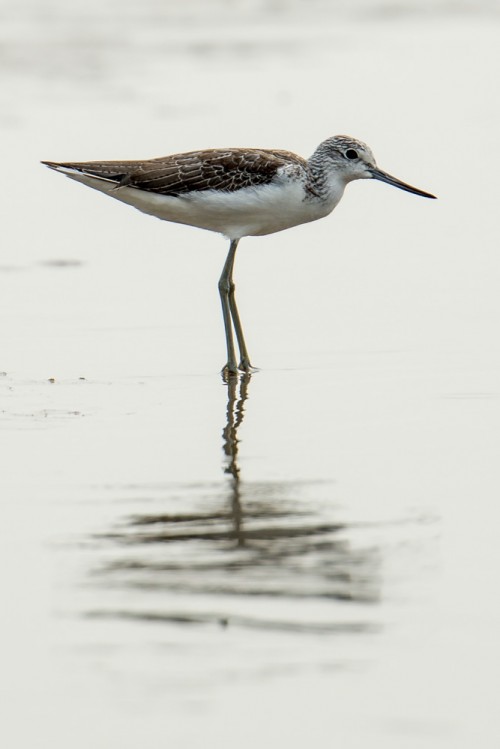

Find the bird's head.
xmin=316 ymin=135 xmax=436 ymax=198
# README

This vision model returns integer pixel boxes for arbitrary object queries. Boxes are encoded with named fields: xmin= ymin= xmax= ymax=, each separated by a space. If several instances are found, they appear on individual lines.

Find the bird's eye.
xmin=345 ymin=149 xmax=358 ymax=160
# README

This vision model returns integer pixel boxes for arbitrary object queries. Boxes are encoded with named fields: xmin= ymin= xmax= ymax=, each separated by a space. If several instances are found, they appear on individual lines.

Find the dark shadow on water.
xmin=88 ymin=374 xmax=382 ymax=634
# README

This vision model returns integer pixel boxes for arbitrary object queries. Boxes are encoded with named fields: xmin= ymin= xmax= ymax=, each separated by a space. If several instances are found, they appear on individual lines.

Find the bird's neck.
xmin=306 ymin=148 xmax=346 ymax=205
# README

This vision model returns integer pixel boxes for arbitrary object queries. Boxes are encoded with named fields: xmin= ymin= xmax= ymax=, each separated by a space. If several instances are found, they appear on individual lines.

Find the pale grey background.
xmin=1 ymin=1 xmax=499 ymax=747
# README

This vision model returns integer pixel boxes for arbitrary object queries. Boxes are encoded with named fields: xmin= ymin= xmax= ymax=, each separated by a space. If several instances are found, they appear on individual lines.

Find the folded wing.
xmin=42 ymin=148 xmax=306 ymax=196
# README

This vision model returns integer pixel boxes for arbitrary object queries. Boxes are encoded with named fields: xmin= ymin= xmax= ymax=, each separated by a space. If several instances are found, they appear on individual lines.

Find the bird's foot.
xmin=221 ymin=362 xmax=239 ymax=382
xmin=238 ymin=358 xmax=257 ymax=374
xmin=221 ymin=359 xmax=257 ymax=382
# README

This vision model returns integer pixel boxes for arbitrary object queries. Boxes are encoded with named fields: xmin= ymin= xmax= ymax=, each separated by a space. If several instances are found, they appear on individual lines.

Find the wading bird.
xmin=43 ymin=136 xmax=435 ymax=376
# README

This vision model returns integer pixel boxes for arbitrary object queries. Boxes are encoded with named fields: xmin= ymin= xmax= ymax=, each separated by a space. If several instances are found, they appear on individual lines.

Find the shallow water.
xmin=1 ymin=2 xmax=500 ymax=747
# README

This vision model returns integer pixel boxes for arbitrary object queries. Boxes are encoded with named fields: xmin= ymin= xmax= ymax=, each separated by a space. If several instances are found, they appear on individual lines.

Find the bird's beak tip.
xmin=370 ymin=168 xmax=436 ymax=200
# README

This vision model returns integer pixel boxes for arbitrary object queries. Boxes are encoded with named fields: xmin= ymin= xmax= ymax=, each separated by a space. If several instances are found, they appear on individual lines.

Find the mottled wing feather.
xmin=44 ymin=149 xmax=307 ymax=195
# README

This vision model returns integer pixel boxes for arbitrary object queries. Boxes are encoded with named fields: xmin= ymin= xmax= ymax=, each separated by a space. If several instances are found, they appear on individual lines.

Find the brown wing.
xmin=42 ymin=148 xmax=306 ymax=195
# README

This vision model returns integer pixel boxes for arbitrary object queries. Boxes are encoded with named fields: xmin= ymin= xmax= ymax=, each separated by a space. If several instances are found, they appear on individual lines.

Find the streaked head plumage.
xmin=313 ymin=135 xmax=436 ymax=198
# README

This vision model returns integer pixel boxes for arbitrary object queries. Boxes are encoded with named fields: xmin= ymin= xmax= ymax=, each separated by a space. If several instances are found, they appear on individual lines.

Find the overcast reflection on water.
xmin=88 ymin=375 xmax=383 ymax=635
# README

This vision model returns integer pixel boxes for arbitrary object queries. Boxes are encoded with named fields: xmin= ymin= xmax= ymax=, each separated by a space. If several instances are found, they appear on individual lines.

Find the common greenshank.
xmin=43 ymin=136 xmax=435 ymax=376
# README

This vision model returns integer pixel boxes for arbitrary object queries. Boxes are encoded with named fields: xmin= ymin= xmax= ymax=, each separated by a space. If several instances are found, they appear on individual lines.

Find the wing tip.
xmin=41 ymin=160 xmax=77 ymax=175
xmin=40 ymin=161 xmax=119 ymax=184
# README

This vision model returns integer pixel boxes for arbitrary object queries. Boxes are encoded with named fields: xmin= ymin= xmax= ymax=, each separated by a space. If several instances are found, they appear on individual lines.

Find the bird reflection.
xmin=91 ymin=374 xmax=381 ymax=633
xmin=221 ymin=372 xmax=250 ymax=548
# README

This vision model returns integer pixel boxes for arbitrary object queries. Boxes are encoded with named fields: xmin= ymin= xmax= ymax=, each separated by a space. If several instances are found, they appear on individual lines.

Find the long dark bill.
xmin=370 ymin=168 xmax=436 ymax=199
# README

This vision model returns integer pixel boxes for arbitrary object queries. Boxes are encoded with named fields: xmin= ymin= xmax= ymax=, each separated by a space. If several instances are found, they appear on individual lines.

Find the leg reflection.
xmin=92 ymin=372 xmax=382 ymax=634
xmin=222 ymin=372 xmax=251 ymax=547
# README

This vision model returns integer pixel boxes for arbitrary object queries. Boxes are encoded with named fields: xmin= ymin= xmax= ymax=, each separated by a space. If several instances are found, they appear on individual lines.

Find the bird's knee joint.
xmin=218 ymin=278 xmax=235 ymax=295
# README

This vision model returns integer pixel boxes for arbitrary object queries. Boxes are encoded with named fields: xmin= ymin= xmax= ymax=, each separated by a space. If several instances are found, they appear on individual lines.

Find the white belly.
xmin=63 ymin=171 xmax=342 ymax=240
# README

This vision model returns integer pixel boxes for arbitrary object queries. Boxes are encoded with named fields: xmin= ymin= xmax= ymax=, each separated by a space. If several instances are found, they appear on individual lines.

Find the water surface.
xmin=1 ymin=2 xmax=499 ymax=747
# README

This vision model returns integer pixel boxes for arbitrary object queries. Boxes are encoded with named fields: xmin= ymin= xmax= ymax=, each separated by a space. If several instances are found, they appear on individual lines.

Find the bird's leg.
xmin=219 ymin=240 xmax=239 ymax=376
xmin=229 ymin=290 xmax=252 ymax=374
xmin=219 ymin=239 xmax=253 ymax=375
xmin=224 ymin=240 xmax=253 ymax=372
